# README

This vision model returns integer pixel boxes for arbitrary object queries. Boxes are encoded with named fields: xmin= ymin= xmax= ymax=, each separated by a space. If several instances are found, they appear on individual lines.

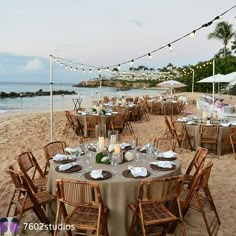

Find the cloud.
xmin=130 ymin=19 xmax=143 ymax=28
xmin=22 ymin=58 xmax=44 ymax=72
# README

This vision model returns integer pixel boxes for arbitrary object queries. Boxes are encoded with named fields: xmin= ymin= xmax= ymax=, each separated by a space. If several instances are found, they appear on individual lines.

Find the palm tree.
xmin=231 ymin=36 xmax=236 ymax=54
xmin=208 ymin=21 xmax=235 ymax=58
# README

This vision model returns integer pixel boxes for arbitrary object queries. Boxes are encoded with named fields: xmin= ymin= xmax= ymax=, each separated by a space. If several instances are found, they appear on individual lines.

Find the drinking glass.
xmin=110 ymin=153 xmax=118 ymax=174
xmin=85 ymin=150 xmax=93 ymax=170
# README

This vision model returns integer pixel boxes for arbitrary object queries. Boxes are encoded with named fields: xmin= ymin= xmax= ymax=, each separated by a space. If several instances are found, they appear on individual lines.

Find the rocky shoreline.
xmin=0 ymin=89 xmax=76 ymax=98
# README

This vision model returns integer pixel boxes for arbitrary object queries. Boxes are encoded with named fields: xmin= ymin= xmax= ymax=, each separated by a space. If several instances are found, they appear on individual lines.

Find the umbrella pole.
xmin=99 ymin=71 xmax=102 ymax=101
xmin=192 ymin=69 xmax=195 ymax=95
xmin=212 ymin=59 xmax=215 ymax=114
xmin=49 ymin=55 xmax=54 ymax=142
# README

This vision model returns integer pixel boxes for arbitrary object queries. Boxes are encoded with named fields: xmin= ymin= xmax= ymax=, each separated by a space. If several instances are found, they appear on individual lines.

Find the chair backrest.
xmin=230 ymin=126 xmax=236 ymax=140
xmin=139 ymin=175 xmax=184 ymax=202
xmin=56 ymin=179 xmax=103 ymax=207
xmin=200 ymin=124 xmax=219 ymax=140
xmin=86 ymin=115 xmax=101 ymax=127
xmin=197 ymin=161 xmax=213 ymax=190
xmin=6 ymin=166 xmax=25 ymax=191
xmin=17 ymin=152 xmax=44 ymax=180
xmin=164 ymin=116 xmax=175 ymax=138
xmin=65 ymin=111 xmax=74 ymax=126
xmin=185 ymin=146 xmax=208 ymax=176
xmin=44 ymin=141 xmax=66 ymax=161
xmin=154 ymin=137 xmax=176 ymax=151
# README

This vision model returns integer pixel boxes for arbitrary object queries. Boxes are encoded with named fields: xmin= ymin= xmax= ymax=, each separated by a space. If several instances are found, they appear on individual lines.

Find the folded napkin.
xmin=58 ymin=162 xmax=78 ymax=171
xmin=65 ymin=147 xmax=81 ymax=154
xmin=162 ymin=150 xmax=176 ymax=158
xmin=220 ymin=123 xmax=230 ymax=127
xmin=81 ymin=112 xmax=87 ymax=115
xmin=128 ymin=166 xmax=147 ymax=177
xmin=105 ymin=113 xmax=112 ymax=116
xmin=120 ymin=143 xmax=131 ymax=150
xmin=53 ymin=154 xmax=73 ymax=161
xmin=90 ymin=169 xmax=103 ymax=179
xmin=150 ymin=161 xmax=175 ymax=168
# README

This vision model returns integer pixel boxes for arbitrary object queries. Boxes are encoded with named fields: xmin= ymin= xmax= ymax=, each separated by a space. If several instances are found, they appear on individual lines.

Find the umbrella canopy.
xmin=157 ymin=80 xmax=186 ymax=95
xmin=224 ymin=71 xmax=236 ymax=85
xmin=197 ymin=74 xmax=229 ymax=83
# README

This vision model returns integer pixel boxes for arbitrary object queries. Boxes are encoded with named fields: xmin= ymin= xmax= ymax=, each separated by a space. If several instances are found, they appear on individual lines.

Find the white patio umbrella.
xmin=197 ymin=74 xmax=225 ymax=83
xmin=157 ymin=80 xmax=186 ymax=95
xmin=224 ymin=71 xmax=236 ymax=85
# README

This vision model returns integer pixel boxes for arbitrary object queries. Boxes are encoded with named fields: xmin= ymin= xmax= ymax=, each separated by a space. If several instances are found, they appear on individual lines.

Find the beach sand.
xmin=0 ymin=92 xmax=236 ymax=235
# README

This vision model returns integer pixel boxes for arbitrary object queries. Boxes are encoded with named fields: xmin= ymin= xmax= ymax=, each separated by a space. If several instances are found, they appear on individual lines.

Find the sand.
xmin=0 ymin=92 xmax=236 ymax=235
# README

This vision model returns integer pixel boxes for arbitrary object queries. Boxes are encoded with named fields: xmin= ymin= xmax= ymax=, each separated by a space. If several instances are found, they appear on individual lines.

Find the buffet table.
xmin=47 ymin=153 xmax=181 ymax=236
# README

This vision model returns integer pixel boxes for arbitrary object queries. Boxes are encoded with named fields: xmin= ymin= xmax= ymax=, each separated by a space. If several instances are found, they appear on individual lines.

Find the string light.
xmin=82 ymin=69 xmax=85 ymax=73
xmin=190 ymin=30 xmax=196 ymax=38
xmin=89 ymin=69 xmax=92 ymax=73
xmin=148 ymin=53 xmax=152 ymax=59
xmin=51 ymin=4 xmax=236 ymax=73
xmin=168 ymin=44 xmax=173 ymax=51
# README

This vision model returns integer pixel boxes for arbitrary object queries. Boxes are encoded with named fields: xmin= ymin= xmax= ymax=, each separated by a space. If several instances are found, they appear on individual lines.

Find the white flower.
xmin=124 ymin=151 xmax=134 ymax=161
xmin=108 ymin=144 xmax=115 ymax=152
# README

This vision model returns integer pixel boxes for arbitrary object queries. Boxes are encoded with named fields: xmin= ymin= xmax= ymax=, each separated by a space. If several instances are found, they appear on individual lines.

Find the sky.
xmin=0 ymin=0 xmax=236 ymax=83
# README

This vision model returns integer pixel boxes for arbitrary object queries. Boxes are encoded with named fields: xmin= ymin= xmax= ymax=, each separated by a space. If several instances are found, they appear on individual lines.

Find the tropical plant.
xmin=215 ymin=48 xmax=232 ymax=58
xmin=231 ymin=36 xmax=236 ymax=54
xmin=208 ymin=21 xmax=235 ymax=58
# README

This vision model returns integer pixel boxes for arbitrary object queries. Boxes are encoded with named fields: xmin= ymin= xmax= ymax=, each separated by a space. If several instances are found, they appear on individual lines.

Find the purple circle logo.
xmin=0 ymin=217 xmax=19 ymax=235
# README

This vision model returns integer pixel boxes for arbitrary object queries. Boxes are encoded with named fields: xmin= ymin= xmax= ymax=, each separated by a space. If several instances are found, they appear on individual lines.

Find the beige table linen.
xmin=186 ymin=124 xmax=231 ymax=155
xmin=47 ymin=153 xmax=181 ymax=236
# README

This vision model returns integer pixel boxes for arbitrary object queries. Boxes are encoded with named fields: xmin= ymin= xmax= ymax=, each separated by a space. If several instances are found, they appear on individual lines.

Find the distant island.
xmin=0 ymin=89 xmax=76 ymax=98
xmin=73 ymin=78 xmax=160 ymax=89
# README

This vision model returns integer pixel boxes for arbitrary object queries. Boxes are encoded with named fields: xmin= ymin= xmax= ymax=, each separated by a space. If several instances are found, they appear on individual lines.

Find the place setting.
xmin=122 ymin=166 xmax=151 ymax=179
xmin=84 ymin=169 xmax=113 ymax=181
xmin=149 ymin=160 xmax=177 ymax=171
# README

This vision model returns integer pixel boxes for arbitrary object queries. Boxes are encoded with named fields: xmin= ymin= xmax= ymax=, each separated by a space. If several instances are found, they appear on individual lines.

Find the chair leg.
xmin=129 ymin=209 xmax=138 ymax=236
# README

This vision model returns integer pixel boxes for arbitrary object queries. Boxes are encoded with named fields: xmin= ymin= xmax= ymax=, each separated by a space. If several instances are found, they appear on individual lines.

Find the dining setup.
xmin=47 ymin=136 xmax=181 ymax=236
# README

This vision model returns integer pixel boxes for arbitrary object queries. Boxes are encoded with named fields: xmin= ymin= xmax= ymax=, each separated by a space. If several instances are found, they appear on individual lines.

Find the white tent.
xmin=224 ymin=71 xmax=236 ymax=85
xmin=197 ymin=74 xmax=227 ymax=83
xmin=157 ymin=80 xmax=186 ymax=95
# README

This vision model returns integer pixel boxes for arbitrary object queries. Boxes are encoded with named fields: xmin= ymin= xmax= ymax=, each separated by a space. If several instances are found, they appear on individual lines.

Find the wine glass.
xmin=110 ymin=153 xmax=118 ymax=174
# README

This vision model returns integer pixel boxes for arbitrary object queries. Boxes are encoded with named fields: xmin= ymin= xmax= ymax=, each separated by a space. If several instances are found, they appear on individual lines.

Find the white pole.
xmin=49 ymin=55 xmax=54 ymax=142
xmin=212 ymin=59 xmax=215 ymax=114
xmin=99 ymin=71 xmax=102 ymax=101
xmin=192 ymin=69 xmax=195 ymax=95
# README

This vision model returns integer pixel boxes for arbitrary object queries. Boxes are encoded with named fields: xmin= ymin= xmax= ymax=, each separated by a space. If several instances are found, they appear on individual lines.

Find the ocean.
xmin=0 ymin=82 xmax=165 ymax=115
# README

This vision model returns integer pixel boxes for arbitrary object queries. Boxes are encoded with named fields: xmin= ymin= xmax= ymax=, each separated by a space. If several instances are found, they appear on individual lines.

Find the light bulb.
xmin=118 ymin=64 xmax=121 ymax=70
xmin=83 ymin=69 xmax=85 ymax=73
xmin=89 ymin=69 xmax=92 ymax=73
xmin=190 ymin=30 xmax=196 ymax=38
xmin=148 ymin=53 xmax=152 ymax=59
xmin=130 ymin=60 xmax=134 ymax=65
xmin=168 ymin=44 xmax=173 ymax=51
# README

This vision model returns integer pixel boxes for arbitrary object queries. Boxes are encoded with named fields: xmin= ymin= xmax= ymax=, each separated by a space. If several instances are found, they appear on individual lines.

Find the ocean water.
xmin=0 ymin=82 xmax=165 ymax=115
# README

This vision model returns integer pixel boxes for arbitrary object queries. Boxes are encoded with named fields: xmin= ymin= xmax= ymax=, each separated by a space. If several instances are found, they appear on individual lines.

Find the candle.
xmin=114 ymin=144 xmax=120 ymax=154
xmin=98 ymin=137 xmax=104 ymax=151
xmin=110 ymin=135 xmax=117 ymax=144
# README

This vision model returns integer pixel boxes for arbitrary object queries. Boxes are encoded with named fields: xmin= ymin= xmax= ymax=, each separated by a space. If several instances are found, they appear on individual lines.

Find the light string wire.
xmin=51 ymin=4 xmax=236 ymax=72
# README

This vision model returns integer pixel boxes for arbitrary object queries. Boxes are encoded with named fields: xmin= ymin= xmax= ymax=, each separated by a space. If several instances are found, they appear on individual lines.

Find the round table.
xmin=47 ymin=152 xmax=181 ymax=236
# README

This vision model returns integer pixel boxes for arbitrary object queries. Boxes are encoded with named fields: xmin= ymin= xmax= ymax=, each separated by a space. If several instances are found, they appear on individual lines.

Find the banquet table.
xmin=185 ymin=123 xmax=231 ymax=155
xmin=47 ymin=153 xmax=181 ymax=236
xmin=77 ymin=114 xmax=112 ymax=137
xmin=147 ymin=100 xmax=178 ymax=114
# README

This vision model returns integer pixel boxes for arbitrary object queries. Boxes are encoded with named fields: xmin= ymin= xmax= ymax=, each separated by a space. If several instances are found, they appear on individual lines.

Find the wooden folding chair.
xmin=86 ymin=115 xmax=101 ymax=137
xmin=110 ymin=113 xmax=124 ymax=133
xmin=17 ymin=151 xmax=47 ymax=191
xmin=154 ymin=137 xmax=176 ymax=151
xmin=43 ymin=141 xmax=66 ymax=175
xmin=128 ymin=175 xmax=186 ymax=236
xmin=181 ymin=161 xmax=221 ymax=236
xmin=183 ymin=147 xmax=208 ymax=186
xmin=172 ymin=121 xmax=193 ymax=151
xmin=229 ymin=126 xmax=236 ymax=159
xmin=151 ymin=101 xmax=162 ymax=115
xmin=54 ymin=179 xmax=109 ymax=236
xmin=6 ymin=166 xmax=55 ymax=225
xmin=199 ymin=124 xmax=219 ymax=155
xmin=123 ymin=111 xmax=134 ymax=134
